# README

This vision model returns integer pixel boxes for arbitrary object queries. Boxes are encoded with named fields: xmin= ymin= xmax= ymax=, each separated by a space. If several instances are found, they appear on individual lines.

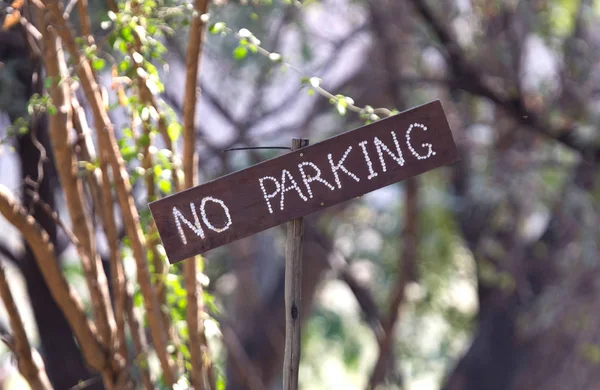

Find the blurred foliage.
xmin=0 ymin=0 xmax=598 ymax=388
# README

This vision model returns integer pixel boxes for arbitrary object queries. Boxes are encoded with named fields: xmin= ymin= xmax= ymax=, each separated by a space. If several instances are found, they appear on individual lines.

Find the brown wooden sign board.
xmin=149 ymin=100 xmax=459 ymax=264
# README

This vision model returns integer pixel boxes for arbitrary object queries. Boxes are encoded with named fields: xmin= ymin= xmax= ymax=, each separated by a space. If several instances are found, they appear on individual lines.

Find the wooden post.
xmin=283 ymin=138 xmax=309 ymax=390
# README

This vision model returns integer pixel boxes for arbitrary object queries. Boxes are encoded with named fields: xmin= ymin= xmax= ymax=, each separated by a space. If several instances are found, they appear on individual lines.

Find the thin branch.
xmin=408 ymin=0 xmax=600 ymax=160
xmin=307 ymin=222 xmax=385 ymax=341
xmin=183 ymin=1 xmax=211 ymax=389
xmin=222 ymin=25 xmax=393 ymax=119
xmin=125 ymin=284 xmax=154 ymax=390
xmin=39 ymin=1 xmax=176 ymax=384
xmin=368 ymin=179 xmax=418 ymax=389
xmin=63 ymin=0 xmax=78 ymax=18
xmin=0 ymin=184 xmax=107 ymax=372
xmin=107 ymin=0 xmax=182 ymax=364
xmin=97 ymin=145 xmax=129 ymax=371
xmin=0 ymin=265 xmax=52 ymax=390
xmin=39 ymin=17 xmax=115 ymax=364
xmin=0 ymin=243 xmax=19 ymax=266
xmin=204 ymin=313 xmax=267 ymax=390
xmin=76 ymin=0 xmax=92 ymax=39
xmin=70 ymin=92 xmax=131 ymax=368
xmin=72 ymin=90 xmax=107 ymax=226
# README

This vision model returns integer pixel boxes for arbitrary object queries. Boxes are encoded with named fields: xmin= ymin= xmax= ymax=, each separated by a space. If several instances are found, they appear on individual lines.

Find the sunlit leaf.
xmin=233 ymin=45 xmax=248 ymax=60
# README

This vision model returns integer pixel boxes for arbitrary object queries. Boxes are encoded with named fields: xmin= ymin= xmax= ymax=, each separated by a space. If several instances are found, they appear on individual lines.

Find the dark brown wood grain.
xmin=149 ymin=100 xmax=459 ymax=264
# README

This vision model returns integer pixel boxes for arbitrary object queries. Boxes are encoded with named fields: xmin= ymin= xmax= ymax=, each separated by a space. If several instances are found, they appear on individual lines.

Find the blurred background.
xmin=0 ymin=0 xmax=599 ymax=389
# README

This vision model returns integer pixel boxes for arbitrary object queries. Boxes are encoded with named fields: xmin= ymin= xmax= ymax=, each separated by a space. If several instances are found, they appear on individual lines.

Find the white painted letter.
xmin=280 ymin=169 xmax=308 ymax=210
xmin=298 ymin=161 xmax=335 ymax=198
xmin=173 ymin=203 xmax=205 ymax=245
xmin=200 ymin=197 xmax=232 ymax=233
xmin=374 ymin=131 xmax=404 ymax=172
xmin=406 ymin=123 xmax=436 ymax=160
xmin=328 ymin=146 xmax=361 ymax=189
xmin=259 ymin=176 xmax=281 ymax=214
xmin=358 ymin=141 xmax=378 ymax=180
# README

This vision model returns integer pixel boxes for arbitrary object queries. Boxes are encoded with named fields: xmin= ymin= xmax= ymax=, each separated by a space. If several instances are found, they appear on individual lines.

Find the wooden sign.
xmin=149 ymin=100 xmax=459 ymax=264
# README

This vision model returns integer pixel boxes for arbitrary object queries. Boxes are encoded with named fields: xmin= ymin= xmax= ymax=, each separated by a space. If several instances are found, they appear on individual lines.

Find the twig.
xmin=307 ymin=221 xmax=386 ymax=343
xmin=223 ymin=146 xmax=291 ymax=152
xmin=102 ymin=5 xmax=181 ymax=358
xmin=367 ymin=179 xmax=418 ymax=389
xmin=39 ymin=19 xmax=115 ymax=366
xmin=63 ymin=0 xmax=79 ymax=18
xmin=182 ymin=1 xmax=211 ymax=389
xmin=0 ymin=184 xmax=106 ymax=372
xmin=125 ymin=285 xmax=154 ymax=390
xmin=98 ymin=146 xmax=130 ymax=369
xmin=68 ymin=375 xmax=102 ymax=390
xmin=76 ymin=0 xmax=92 ymax=39
xmin=39 ymin=1 xmax=176 ymax=383
xmin=0 ymin=265 xmax=52 ymax=390
xmin=221 ymin=326 xmax=267 ymax=390
xmin=72 ymin=96 xmax=107 ymax=225
xmin=0 ymin=243 xmax=19 ymax=266
xmin=408 ymin=0 xmax=600 ymax=160
xmin=213 ymin=24 xmax=394 ymax=120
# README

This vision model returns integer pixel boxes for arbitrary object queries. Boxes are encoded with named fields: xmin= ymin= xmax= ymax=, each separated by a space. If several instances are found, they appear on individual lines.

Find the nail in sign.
xmin=149 ymin=100 xmax=459 ymax=264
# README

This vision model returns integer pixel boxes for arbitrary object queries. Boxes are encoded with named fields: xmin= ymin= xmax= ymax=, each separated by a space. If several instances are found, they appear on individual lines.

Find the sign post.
xmin=148 ymin=99 xmax=459 ymax=386
xmin=283 ymin=138 xmax=309 ymax=390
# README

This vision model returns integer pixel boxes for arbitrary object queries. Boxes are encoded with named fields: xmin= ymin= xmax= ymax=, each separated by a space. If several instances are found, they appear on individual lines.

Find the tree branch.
xmin=125 ymin=284 xmax=154 ymax=390
xmin=39 ymin=19 xmax=115 ymax=358
xmin=40 ymin=0 xmax=176 ymax=383
xmin=183 ymin=1 xmax=211 ymax=389
xmin=408 ymin=0 xmax=600 ymax=160
xmin=0 ymin=264 xmax=52 ymax=390
xmin=0 ymin=184 xmax=106 ymax=372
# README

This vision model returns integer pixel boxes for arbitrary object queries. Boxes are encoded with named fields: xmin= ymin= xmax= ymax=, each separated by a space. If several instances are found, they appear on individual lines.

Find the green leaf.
xmin=123 ymin=127 xmax=133 ymax=139
xmin=120 ymin=26 xmax=134 ymax=43
xmin=158 ymin=179 xmax=172 ymax=194
xmin=84 ymin=162 xmax=96 ymax=171
xmin=44 ymin=77 xmax=55 ymax=89
xmin=153 ymin=165 xmax=163 ymax=178
xmin=118 ymin=59 xmax=129 ymax=73
xmin=167 ymin=122 xmax=181 ymax=141
xmin=92 ymin=58 xmax=106 ymax=71
xmin=138 ymin=133 xmax=150 ymax=148
xmin=133 ymin=289 xmax=143 ymax=308
xmin=179 ymin=344 xmax=191 ymax=359
xmin=233 ymin=46 xmax=248 ymax=60
xmin=216 ymin=375 xmax=226 ymax=390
